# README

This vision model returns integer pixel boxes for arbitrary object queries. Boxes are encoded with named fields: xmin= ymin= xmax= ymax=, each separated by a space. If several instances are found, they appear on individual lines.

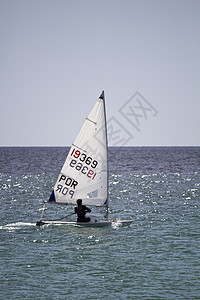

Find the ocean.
xmin=0 ymin=147 xmax=200 ymax=299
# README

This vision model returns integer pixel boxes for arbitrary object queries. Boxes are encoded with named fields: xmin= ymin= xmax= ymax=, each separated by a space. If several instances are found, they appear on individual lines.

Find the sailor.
xmin=74 ymin=199 xmax=91 ymax=222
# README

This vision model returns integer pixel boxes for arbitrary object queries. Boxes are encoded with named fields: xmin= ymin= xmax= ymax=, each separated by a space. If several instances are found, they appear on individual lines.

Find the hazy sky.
xmin=0 ymin=0 xmax=199 ymax=146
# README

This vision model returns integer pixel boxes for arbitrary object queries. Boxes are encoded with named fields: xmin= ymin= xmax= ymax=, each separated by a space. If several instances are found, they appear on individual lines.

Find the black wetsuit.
xmin=74 ymin=205 xmax=91 ymax=222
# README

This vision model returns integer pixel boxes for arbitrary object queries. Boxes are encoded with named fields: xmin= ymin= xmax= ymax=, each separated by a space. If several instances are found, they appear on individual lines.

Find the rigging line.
xmin=50 ymin=212 xmax=76 ymax=221
xmin=40 ymin=201 xmax=46 ymax=221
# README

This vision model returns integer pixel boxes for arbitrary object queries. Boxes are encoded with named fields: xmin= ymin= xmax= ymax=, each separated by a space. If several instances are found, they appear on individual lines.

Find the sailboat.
xmin=36 ymin=91 xmax=132 ymax=227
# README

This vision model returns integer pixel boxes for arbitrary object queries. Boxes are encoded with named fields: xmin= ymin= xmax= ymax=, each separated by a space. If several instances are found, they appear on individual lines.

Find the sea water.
xmin=0 ymin=147 xmax=200 ymax=299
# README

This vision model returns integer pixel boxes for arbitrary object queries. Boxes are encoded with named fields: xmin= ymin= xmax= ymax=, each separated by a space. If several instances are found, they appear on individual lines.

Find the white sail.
xmin=49 ymin=91 xmax=108 ymax=207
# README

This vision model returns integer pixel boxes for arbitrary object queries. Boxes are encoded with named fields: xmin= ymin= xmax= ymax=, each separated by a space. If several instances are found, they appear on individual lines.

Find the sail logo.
xmin=55 ymin=174 xmax=78 ymax=198
xmin=87 ymin=189 xmax=98 ymax=198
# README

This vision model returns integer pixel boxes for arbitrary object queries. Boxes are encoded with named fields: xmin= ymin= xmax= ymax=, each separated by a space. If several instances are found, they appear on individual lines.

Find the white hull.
xmin=36 ymin=219 xmax=132 ymax=227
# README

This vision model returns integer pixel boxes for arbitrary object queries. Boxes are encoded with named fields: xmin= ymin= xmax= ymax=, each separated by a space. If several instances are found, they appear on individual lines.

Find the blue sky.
xmin=0 ymin=0 xmax=199 ymax=146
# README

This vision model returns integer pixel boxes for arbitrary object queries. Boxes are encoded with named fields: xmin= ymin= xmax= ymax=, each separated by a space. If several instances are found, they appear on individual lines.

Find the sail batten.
xmin=86 ymin=117 xmax=97 ymax=125
xmin=71 ymin=144 xmax=87 ymax=153
xmin=49 ymin=92 xmax=108 ymax=207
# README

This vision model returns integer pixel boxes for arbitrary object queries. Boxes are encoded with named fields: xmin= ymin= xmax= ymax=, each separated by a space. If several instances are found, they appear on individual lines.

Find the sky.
xmin=0 ymin=0 xmax=200 ymax=146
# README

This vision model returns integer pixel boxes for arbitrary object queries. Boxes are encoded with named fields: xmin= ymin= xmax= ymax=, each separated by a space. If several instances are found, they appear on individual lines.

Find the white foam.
xmin=0 ymin=222 xmax=35 ymax=231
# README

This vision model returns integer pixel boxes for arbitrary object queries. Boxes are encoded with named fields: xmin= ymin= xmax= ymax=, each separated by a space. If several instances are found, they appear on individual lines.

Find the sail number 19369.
xmin=69 ymin=148 xmax=98 ymax=180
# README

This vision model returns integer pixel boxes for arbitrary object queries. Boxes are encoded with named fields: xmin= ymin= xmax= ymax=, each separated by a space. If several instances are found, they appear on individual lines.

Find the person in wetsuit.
xmin=74 ymin=199 xmax=91 ymax=222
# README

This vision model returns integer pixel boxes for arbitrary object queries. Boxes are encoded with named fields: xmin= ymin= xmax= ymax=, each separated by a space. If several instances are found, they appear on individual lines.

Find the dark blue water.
xmin=1 ymin=146 xmax=199 ymax=175
xmin=0 ymin=147 xmax=200 ymax=299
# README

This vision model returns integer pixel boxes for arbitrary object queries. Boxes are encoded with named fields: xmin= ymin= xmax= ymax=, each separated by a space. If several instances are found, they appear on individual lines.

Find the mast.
xmin=99 ymin=91 xmax=109 ymax=219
